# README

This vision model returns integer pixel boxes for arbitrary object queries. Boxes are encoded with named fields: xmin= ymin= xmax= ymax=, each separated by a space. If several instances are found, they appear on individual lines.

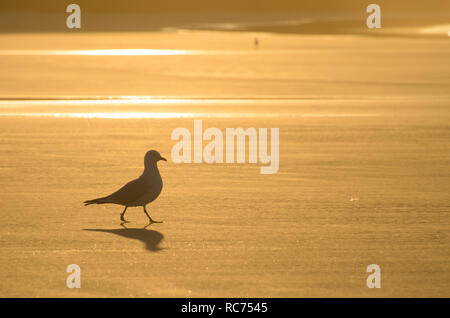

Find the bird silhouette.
xmin=84 ymin=150 xmax=166 ymax=225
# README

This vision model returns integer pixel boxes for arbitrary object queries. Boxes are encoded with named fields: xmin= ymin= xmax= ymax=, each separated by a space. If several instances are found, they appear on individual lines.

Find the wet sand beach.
xmin=0 ymin=31 xmax=449 ymax=297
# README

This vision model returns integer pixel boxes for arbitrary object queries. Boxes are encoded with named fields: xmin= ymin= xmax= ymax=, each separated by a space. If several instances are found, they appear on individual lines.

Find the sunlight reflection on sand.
xmin=0 ymin=49 xmax=193 ymax=56
xmin=0 ymin=98 xmax=384 ymax=118
xmin=0 ymin=112 xmax=382 ymax=118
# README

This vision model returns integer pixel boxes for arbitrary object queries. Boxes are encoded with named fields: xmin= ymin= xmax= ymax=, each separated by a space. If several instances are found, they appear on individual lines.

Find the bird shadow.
xmin=83 ymin=226 xmax=164 ymax=252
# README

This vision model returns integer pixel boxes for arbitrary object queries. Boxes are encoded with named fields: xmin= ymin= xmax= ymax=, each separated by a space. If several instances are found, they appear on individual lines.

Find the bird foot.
xmin=144 ymin=220 xmax=163 ymax=229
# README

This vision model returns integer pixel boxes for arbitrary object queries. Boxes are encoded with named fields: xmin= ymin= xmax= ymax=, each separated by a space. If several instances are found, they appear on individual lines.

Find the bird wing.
xmin=108 ymin=178 xmax=150 ymax=206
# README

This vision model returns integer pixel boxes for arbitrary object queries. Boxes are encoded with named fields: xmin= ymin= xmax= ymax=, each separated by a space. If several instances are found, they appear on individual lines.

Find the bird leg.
xmin=143 ymin=205 xmax=163 ymax=225
xmin=120 ymin=206 xmax=130 ymax=223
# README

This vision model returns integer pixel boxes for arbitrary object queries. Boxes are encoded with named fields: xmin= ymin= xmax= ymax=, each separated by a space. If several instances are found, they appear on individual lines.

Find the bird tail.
xmin=84 ymin=196 xmax=111 ymax=206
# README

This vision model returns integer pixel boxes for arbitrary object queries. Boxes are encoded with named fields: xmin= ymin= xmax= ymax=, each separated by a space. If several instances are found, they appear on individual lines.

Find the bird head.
xmin=144 ymin=150 xmax=167 ymax=165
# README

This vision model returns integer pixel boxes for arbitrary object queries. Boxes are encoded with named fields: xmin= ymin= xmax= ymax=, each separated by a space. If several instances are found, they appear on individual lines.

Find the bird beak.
xmin=160 ymin=157 xmax=167 ymax=162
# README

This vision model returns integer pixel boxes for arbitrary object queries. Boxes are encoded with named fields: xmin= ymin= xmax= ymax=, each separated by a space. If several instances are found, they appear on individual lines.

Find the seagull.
xmin=84 ymin=150 xmax=166 ymax=225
